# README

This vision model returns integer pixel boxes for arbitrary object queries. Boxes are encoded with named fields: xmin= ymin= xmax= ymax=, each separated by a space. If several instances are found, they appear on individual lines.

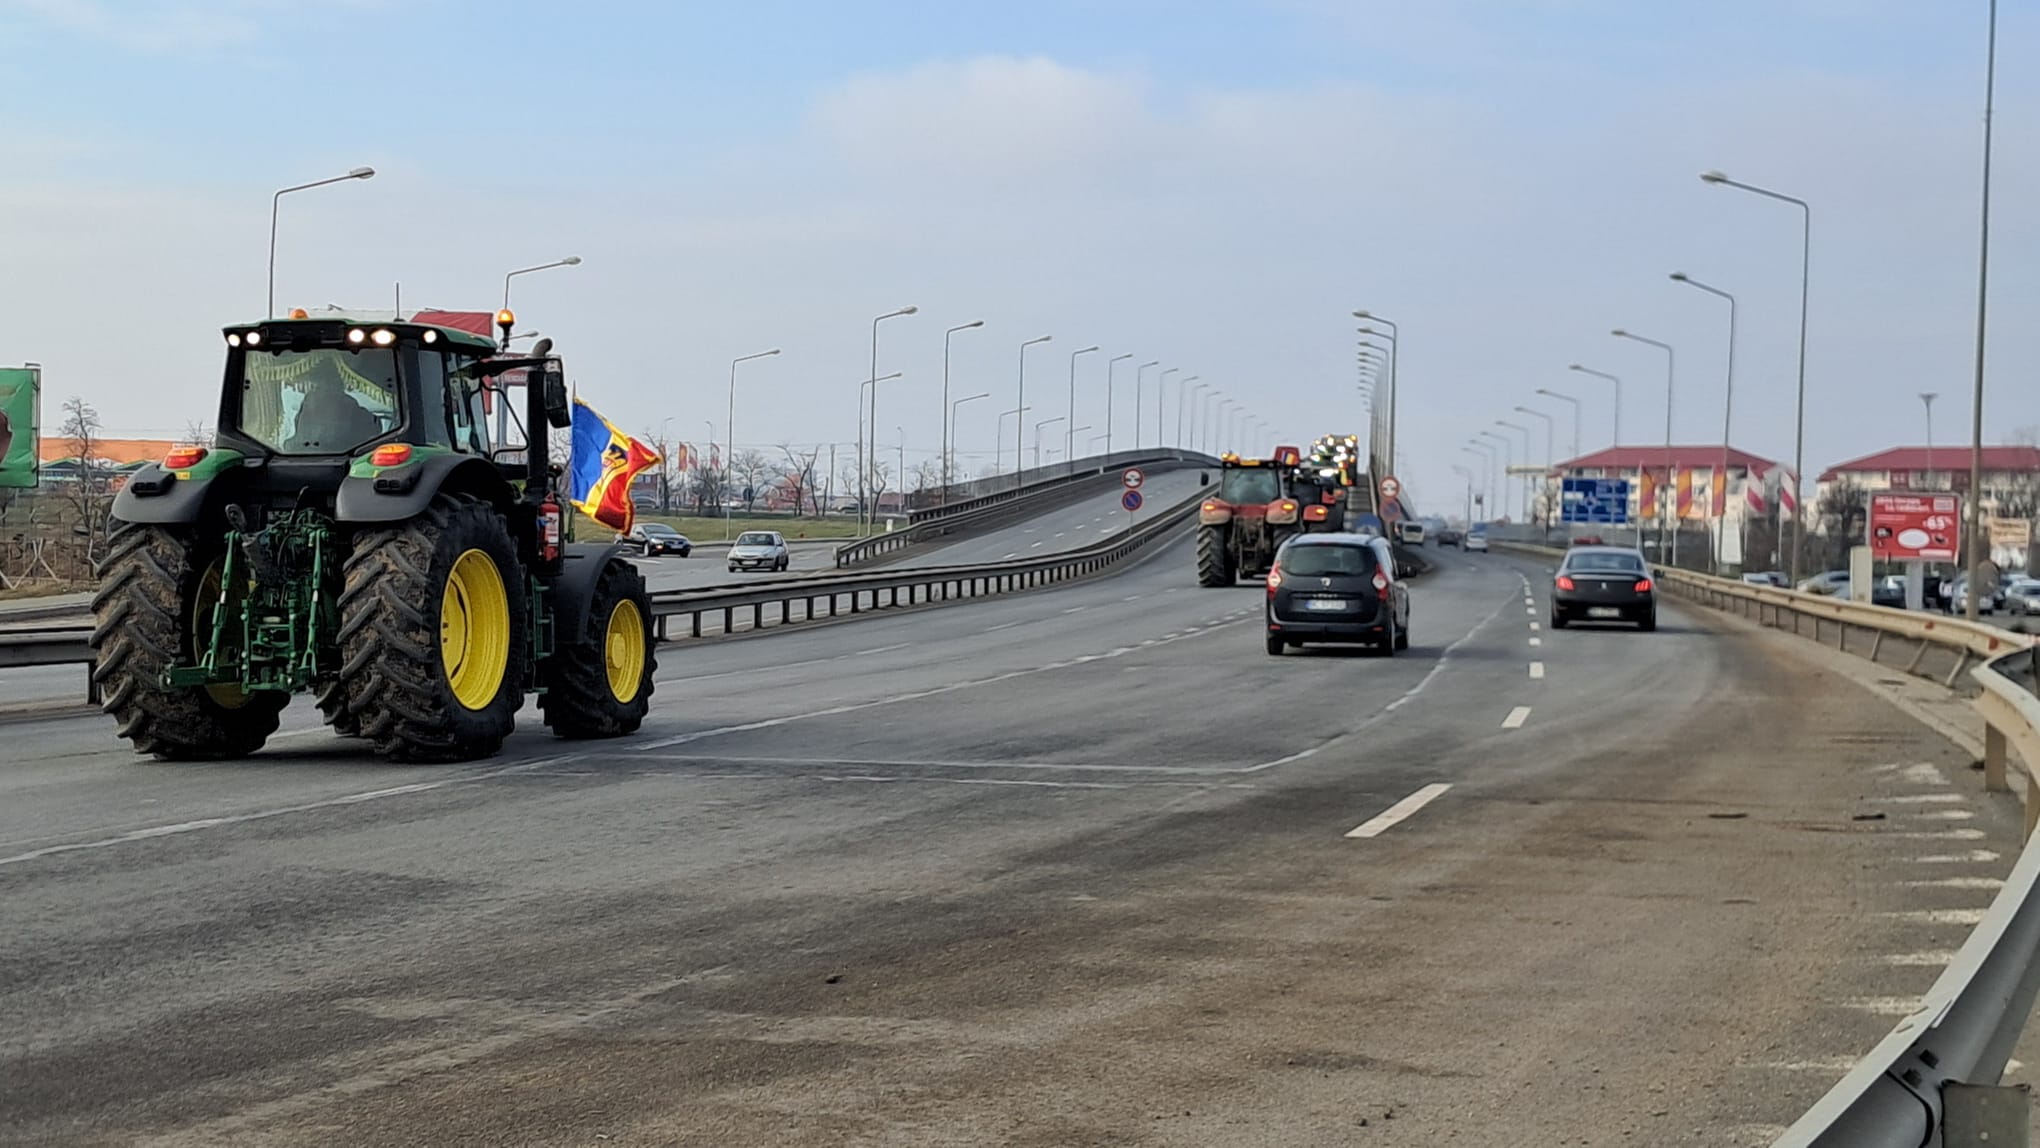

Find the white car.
xmin=1464 ymin=532 xmax=1489 ymax=552
xmin=727 ymin=531 xmax=790 ymax=573
xmin=2006 ymin=578 xmax=2040 ymax=615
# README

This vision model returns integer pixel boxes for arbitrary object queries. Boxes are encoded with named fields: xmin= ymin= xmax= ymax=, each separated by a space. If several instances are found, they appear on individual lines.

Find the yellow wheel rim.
xmin=441 ymin=548 xmax=511 ymax=712
xmin=605 ymin=598 xmax=646 ymax=704
xmin=194 ymin=558 xmax=253 ymax=710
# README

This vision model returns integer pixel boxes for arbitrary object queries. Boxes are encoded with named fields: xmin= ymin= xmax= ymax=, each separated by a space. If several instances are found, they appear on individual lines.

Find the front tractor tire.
xmin=1196 ymin=524 xmax=1236 ymax=587
xmin=90 ymin=523 xmax=288 ymax=760
xmin=541 ymin=559 xmax=657 ymax=739
xmin=337 ymin=495 xmax=530 ymax=763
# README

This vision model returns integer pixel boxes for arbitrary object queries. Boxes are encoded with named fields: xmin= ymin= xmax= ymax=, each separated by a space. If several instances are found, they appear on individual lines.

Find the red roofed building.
xmin=1816 ymin=445 xmax=2040 ymax=495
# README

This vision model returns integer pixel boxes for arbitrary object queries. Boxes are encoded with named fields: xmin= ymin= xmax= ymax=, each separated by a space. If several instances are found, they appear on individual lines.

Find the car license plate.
xmin=1587 ymin=607 xmax=1622 ymax=619
xmin=1304 ymin=598 xmax=1347 ymax=611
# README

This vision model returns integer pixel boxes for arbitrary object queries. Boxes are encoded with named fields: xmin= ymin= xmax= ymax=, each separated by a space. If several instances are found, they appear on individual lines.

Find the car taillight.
xmin=1372 ymin=570 xmax=1390 ymax=599
xmin=1267 ymin=568 xmax=1282 ymax=594
xmin=1634 ymin=578 xmax=1653 ymax=593
xmin=1556 ymin=575 xmax=1576 ymax=591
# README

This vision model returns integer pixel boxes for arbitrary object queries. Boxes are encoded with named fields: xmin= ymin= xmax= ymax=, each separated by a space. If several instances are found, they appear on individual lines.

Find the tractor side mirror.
xmin=543 ymin=370 xmax=571 ymax=429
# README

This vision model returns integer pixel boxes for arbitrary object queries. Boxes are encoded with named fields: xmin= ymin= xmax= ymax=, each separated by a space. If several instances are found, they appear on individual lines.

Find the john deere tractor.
xmin=90 ymin=309 xmax=656 ymax=762
xmin=1196 ymin=446 xmax=1309 ymax=586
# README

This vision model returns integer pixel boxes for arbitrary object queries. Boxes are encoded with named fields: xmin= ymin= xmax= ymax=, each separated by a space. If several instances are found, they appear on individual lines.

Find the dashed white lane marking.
xmin=854 ymin=644 xmax=910 ymax=657
xmin=1529 ymin=622 xmax=1540 ymax=631
xmin=1524 ymin=608 xmax=1535 ymax=616
xmin=1053 ymin=532 xmax=1064 ymax=538
xmin=1029 ymin=541 xmax=1043 ymax=548
xmin=1062 ymin=606 xmax=1087 ymax=615
xmin=984 ymin=621 xmax=1024 ymax=633
xmin=1502 ymin=706 xmax=1532 ymax=729
xmin=1912 ymin=850 xmax=2001 ymax=863
xmin=1881 ymin=908 xmax=1988 ymax=925
xmin=1528 ymin=637 xmax=1542 ymax=647
xmin=1909 ymin=809 xmax=1977 ymax=820
xmin=1122 ymin=595 xmax=1142 ymax=602
xmin=1841 ymin=997 xmax=1927 ymax=1017
xmin=1875 ymin=951 xmax=1958 ymax=966
xmin=1529 ymin=661 xmax=1545 ymax=680
xmin=1877 ymin=793 xmax=1966 ymax=804
xmin=1739 ymin=1056 xmax=1870 ymax=1073
xmin=1902 ymin=876 xmax=2005 ymax=890
xmin=1345 ymin=783 xmax=1453 ymax=838
xmin=1001 ymin=552 xmax=1018 ymax=560
xmin=1894 ymin=828 xmax=1988 ymax=840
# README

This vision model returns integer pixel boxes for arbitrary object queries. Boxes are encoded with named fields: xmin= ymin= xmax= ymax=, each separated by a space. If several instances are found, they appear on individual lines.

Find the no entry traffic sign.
xmin=1122 ymin=467 xmax=1145 ymax=489
xmin=1121 ymin=489 xmax=1144 ymax=512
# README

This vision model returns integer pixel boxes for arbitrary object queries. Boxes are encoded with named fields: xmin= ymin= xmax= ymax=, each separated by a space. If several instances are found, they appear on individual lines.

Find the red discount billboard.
xmin=1869 ymin=492 xmax=1961 ymax=561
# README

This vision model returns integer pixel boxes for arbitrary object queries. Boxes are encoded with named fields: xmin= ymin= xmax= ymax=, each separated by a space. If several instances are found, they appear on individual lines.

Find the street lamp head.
xmin=1699 ymin=170 xmax=1728 ymax=184
xmin=963 ymin=319 xmax=985 ymax=329
xmin=1352 ymin=310 xmax=1372 ymax=319
xmin=901 ymin=306 xmax=920 ymax=315
xmin=560 ymin=255 xmax=582 ymax=266
xmin=1568 ymin=363 xmax=1585 ymax=372
xmin=1610 ymin=328 xmax=1628 ymax=337
xmin=1076 ymin=344 xmax=1100 ymax=354
xmin=348 ymin=167 xmax=375 ymax=180
xmin=766 ymin=348 xmax=782 ymax=356
xmin=1668 ymin=271 xmax=1689 ymax=282
xmin=1024 ymin=334 xmax=1052 ymax=347
xmin=1140 ymin=360 xmax=1159 ymax=368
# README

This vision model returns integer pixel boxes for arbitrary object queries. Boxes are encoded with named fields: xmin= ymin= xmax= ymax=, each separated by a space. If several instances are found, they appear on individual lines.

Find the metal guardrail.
xmin=1501 ymin=541 xmax=2040 ymax=1144
xmin=0 ymin=491 xmax=1204 ymax=704
xmin=835 ymin=449 xmax=1213 ymax=568
xmin=906 ymin=447 xmax=1215 ymax=510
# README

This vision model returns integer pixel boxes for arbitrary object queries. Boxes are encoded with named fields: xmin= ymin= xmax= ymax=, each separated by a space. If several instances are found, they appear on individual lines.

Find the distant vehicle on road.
xmin=1434 ymin=526 xmax=1464 ymax=548
xmin=727 ymin=531 xmax=789 ymax=573
xmin=627 ymin=522 xmax=691 ymax=557
xmin=1464 ymin=531 xmax=1489 ymax=552
xmin=1265 ymin=533 xmax=1410 ymax=656
xmin=1393 ymin=521 xmax=1425 ymax=546
xmin=2006 ymin=577 xmax=2040 ymax=616
xmin=1551 ymin=545 xmax=1655 ymax=631
xmin=1741 ymin=571 xmax=1789 ymax=589
xmin=1871 ymin=575 xmax=1908 ymax=610
xmin=1797 ymin=569 xmax=1851 ymax=596
xmin=1947 ymin=576 xmax=1999 ymax=616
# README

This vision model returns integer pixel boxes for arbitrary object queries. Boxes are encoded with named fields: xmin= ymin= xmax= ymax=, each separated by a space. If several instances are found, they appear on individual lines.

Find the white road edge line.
xmin=1503 ymin=705 xmax=1532 ymax=729
xmin=1346 ymin=783 xmax=1453 ymax=838
xmin=1529 ymin=661 xmax=1545 ymax=679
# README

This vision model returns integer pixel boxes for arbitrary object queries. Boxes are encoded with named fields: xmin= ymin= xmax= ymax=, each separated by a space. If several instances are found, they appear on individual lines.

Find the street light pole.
xmin=1464 ymin=443 xmax=1496 ymax=519
xmin=1185 ymin=381 xmax=1208 ymax=457
xmin=1034 ymin=417 xmax=1066 ymax=468
xmin=1354 ymin=312 xmax=1400 ymax=470
xmin=1016 ymin=335 xmax=1052 ymax=487
xmin=1534 ymin=389 xmax=1581 ymax=461
xmin=996 ymin=406 xmax=1032 ymax=476
xmin=1670 ymin=272 xmax=1738 ymax=575
xmin=269 ymin=166 xmax=375 ymax=318
xmin=1497 ymin=420 xmax=1535 ymax=523
xmin=941 ymin=320 xmax=985 ymax=494
xmin=1964 ymin=0 xmax=2000 ymax=621
xmin=1922 ymin=392 xmax=1940 ymax=485
xmin=1702 ymin=168 xmax=1813 ymax=587
xmin=950 ymin=391 xmax=991 ymax=483
xmin=1104 ymin=353 xmax=1133 ymax=455
xmin=1516 ymin=405 xmax=1556 ymax=525
xmin=726 ymin=348 xmax=781 ymax=539
xmin=864 ymin=306 xmax=918 ymax=533
xmin=1567 ymin=364 xmax=1623 ymax=447
xmin=1158 ymin=368 xmax=1180 ymax=449
xmin=1134 ymin=361 xmax=1159 ymax=447
xmin=1613 ymin=329 xmax=1677 ymax=562
xmin=1478 ymin=431 xmax=1513 ymax=524
xmin=1176 ymin=376 xmax=1199 ymax=448
xmin=1067 ymin=345 xmax=1100 ymax=475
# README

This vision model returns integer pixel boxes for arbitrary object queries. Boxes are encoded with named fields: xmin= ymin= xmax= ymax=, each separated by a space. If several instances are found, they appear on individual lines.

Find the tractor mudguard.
xmin=110 ymin=462 xmax=217 ymax=524
xmin=551 ymin=543 xmax=634 ymax=645
xmin=335 ymin=454 xmax=511 ymax=523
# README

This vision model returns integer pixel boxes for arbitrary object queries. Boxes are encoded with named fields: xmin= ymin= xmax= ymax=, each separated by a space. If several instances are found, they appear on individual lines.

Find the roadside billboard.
xmin=0 ymin=366 xmax=40 ymax=488
xmin=1868 ymin=492 xmax=1961 ymax=561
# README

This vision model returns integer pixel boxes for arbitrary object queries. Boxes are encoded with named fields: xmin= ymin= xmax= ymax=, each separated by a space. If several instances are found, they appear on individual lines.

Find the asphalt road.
xmin=0 ymin=544 xmax=2011 ymax=1145
xmin=899 ymin=466 xmax=1207 ymax=568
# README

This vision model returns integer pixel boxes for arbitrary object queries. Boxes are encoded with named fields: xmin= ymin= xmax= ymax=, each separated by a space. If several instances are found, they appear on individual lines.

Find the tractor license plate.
xmin=1587 ymin=607 xmax=1622 ymax=619
xmin=1304 ymin=598 xmax=1348 ymax=611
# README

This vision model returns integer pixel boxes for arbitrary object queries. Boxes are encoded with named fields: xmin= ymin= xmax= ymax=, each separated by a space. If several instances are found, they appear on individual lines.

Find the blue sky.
xmin=4 ymin=0 xmax=2037 ymax=505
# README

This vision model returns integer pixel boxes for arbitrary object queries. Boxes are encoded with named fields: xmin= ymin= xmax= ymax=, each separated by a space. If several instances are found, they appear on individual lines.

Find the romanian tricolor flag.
xmin=569 ymin=399 xmax=660 ymax=532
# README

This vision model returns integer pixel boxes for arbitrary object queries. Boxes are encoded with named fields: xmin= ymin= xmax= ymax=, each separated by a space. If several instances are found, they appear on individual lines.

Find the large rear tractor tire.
xmin=1196 ymin=524 xmax=1235 ymax=587
xmin=542 ymin=559 xmax=657 ymax=739
xmin=90 ymin=522 xmax=288 ymax=760
xmin=314 ymin=679 xmax=361 ymax=738
xmin=337 ymin=495 xmax=529 ymax=763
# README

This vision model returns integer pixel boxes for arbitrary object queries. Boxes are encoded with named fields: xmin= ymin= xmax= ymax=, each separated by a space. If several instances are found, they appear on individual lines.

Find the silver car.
xmin=727 ymin=530 xmax=789 ymax=573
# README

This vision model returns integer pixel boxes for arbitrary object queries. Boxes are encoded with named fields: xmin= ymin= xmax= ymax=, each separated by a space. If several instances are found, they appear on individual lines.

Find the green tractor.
xmin=90 ymin=309 xmax=657 ymax=762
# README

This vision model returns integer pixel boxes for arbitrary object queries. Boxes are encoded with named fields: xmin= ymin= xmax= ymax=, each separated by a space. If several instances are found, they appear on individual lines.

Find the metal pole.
xmin=1158 ymin=368 xmax=1179 ymax=449
xmin=1923 ymin=393 xmax=1940 ymax=485
xmin=1176 ymin=376 xmax=1199 ymax=448
xmin=1017 ymin=336 xmax=1051 ymax=487
xmin=1134 ymin=361 xmax=1158 ymax=447
xmin=727 ymin=349 xmax=779 ymax=539
xmin=1105 ymin=354 xmax=1132 ymax=455
xmin=949 ymin=391 xmax=990 ymax=484
xmin=1355 ymin=312 xmax=1400 ymax=476
xmin=1068 ymin=345 xmax=1099 ymax=476
xmin=865 ymin=306 xmax=918 ymax=533
xmin=1671 ymin=273 xmax=1737 ymax=574
xmin=1966 ymin=0 xmax=1998 ymax=621
xmin=1034 ymin=417 xmax=1065 ymax=469
xmin=1614 ymin=329 xmax=1677 ymax=561
xmin=1479 ymin=431 xmax=1512 ymax=523
xmin=269 ymin=167 xmax=375 ymax=319
xmin=942 ymin=320 xmax=984 ymax=494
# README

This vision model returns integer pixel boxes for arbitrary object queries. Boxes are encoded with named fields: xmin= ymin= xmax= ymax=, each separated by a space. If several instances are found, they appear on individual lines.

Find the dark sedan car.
xmin=627 ymin=522 xmax=692 ymax=557
xmin=1551 ymin=545 xmax=1655 ymax=631
xmin=1265 ymin=533 xmax=1411 ymax=656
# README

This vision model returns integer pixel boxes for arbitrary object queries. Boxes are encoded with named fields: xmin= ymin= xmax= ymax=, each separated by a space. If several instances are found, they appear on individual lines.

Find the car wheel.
xmin=778 ymin=557 xmax=789 ymax=571
xmin=1638 ymin=611 xmax=1657 ymax=633
xmin=1378 ymin=621 xmax=1398 ymax=657
xmin=1265 ymin=634 xmax=1284 ymax=657
xmin=1550 ymin=608 xmax=1568 ymax=629
xmin=728 ymin=565 xmax=738 ymax=574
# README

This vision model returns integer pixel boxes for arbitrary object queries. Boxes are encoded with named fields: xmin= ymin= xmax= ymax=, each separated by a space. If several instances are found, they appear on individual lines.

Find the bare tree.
xmin=777 ymin=442 xmax=823 ymax=518
xmin=733 ymin=449 xmax=770 ymax=511
xmin=910 ymin=458 xmax=943 ymax=494
xmin=59 ymin=396 xmax=110 ymax=567
xmin=688 ymin=456 xmax=728 ymax=515
xmin=181 ymin=418 xmax=213 ymax=447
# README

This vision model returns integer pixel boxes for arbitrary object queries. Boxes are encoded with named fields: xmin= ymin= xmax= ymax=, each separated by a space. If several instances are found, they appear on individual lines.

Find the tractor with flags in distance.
xmin=91 ymin=307 xmax=661 ymax=762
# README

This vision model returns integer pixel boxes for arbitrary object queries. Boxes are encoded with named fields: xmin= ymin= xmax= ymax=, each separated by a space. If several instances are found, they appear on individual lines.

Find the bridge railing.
xmin=1502 ymin=541 xmax=2040 ymax=1145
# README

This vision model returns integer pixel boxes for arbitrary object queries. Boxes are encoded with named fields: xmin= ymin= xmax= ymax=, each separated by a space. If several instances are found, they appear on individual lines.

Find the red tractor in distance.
xmin=1196 ymin=446 xmax=1320 ymax=586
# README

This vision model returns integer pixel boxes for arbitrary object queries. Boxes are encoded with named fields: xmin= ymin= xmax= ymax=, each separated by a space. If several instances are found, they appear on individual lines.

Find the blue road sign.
xmin=1560 ymin=477 xmax=1631 ymax=525
xmin=1121 ymin=489 xmax=1144 ymax=512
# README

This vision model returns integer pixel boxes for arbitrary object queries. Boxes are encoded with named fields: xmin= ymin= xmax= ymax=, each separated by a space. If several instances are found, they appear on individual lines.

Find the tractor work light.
xmin=347 ymin=328 xmax=367 ymax=345
xmin=244 ymin=331 xmax=262 ymax=347
xmin=421 ymin=330 xmax=439 ymax=344
xmin=370 ymin=328 xmax=396 ymax=346
xmin=226 ymin=333 xmax=242 ymax=347
xmin=290 ymin=308 xmax=309 ymax=319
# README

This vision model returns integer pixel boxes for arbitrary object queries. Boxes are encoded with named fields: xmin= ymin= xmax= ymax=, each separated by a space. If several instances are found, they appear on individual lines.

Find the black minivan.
xmin=1265 ymin=533 xmax=1411 ymax=656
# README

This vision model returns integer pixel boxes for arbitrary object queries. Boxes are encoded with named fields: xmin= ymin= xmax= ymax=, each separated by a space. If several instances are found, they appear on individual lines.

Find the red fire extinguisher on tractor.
xmin=537 ymin=490 xmax=563 ymax=564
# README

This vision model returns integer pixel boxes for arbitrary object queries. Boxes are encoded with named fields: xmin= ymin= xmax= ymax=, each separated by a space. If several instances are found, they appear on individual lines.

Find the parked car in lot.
xmin=1464 ymin=530 xmax=1489 ymax=553
xmin=1947 ymin=576 xmax=1999 ymax=616
xmin=626 ymin=522 xmax=692 ymax=557
xmin=1265 ymin=533 xmax=1410 ymax=656
xmin=1871 ymin=575 xmax=1908 ymax=609
xmin=2006 ymin=577 xmax=2040 ymax=616
xmin=1551 ymin=545 xmax=1655 ymax=631
xmin=1797 ymin=569 xmax=1851 ymax=596
xmin=727 ymin=530 xmax=790 ymax=573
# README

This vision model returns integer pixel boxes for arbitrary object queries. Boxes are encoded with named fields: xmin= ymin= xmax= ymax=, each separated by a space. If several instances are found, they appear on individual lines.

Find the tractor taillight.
xmin=1304 ymin=504 xmax=1329 ymax=521
xmin=162 ymin=446 xmax=207 ymax=470
xmin=370 ymin=443 xmax=414 ymax=468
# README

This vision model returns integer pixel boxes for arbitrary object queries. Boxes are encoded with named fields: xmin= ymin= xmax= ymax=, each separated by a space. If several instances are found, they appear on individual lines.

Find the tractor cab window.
xmin=238 ymin=347 xmax=398 ymax=456
xmin=405 ymin=347 xmax=455 ymax=450
xmin=1218 ymin=467 xmax=1280 ymax=504
xmin=447 ymin=356 xmax=492 ymax=455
